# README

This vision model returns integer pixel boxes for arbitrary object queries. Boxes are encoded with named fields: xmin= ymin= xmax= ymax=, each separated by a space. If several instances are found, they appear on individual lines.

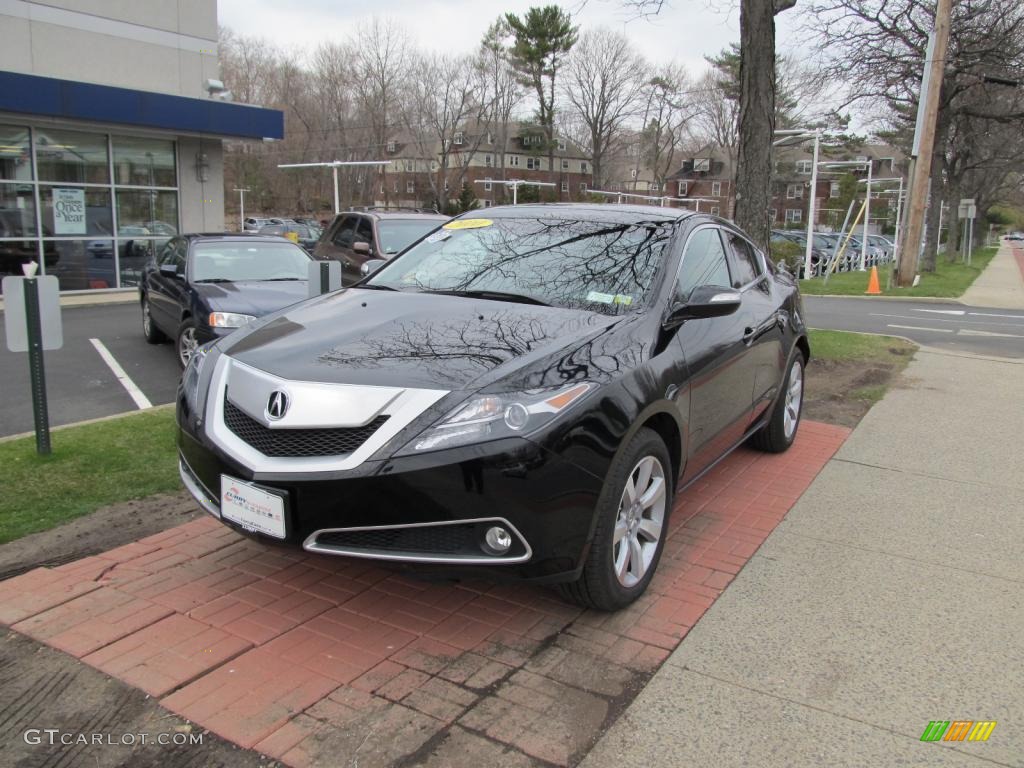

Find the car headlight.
xmin=208 ymin=311 xmax=256 ymax=328
xmin=182 ymin=342 xmax=217 ymax=416
xmin=401 ymin=382 xmax=593 ymax=454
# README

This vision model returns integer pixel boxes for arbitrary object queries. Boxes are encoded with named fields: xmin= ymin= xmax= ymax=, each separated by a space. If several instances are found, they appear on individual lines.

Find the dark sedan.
xmin=176 ymin=205 xmax=809 ymax=610
xmin=139 ymin=234 xmax=312 ymax=367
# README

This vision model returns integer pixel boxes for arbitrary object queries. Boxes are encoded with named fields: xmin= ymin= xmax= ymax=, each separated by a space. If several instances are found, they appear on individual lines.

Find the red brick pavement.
xmin=0 ymin=420 xmax=849 ymax=767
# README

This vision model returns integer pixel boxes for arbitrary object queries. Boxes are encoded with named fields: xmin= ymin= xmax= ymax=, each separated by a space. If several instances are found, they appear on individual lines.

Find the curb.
xmin=0 ymin=290 xmax=137 ymax=313
xmin=802 ymin=293 xmax=965 ymax=304
xmin=0 ymin=403 xmax=174 ymax=444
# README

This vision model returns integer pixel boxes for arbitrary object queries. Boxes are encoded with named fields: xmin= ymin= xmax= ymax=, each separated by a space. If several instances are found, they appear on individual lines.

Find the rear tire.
xmin=558 ymin=427 xmax=673 ymax=611
xmin=749 ymin=350 xmax=805 ymax=453
xmin=141 ymin=296 xmax=166 ymax=344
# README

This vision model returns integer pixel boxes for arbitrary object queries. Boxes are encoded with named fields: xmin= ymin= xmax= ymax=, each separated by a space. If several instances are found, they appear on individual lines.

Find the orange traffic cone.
xmin=865 ymin=266 xmax=882 ymax=295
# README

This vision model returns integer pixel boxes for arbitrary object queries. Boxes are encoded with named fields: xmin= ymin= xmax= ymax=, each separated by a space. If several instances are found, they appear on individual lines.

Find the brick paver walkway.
xmin=0 ymin=421 xmax=848 ymax=767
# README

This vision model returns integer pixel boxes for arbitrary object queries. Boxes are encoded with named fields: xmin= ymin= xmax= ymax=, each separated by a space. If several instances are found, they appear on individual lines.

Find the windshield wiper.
xmin=261 ymin=277 xmax=303 ymax=281
xmin=358 ymin=283 xmax=399 ymax=291
xmin=194 ymin=278 xmax=233 ymax=283
xmin=424 ymin=289 xmax=550 ymax=306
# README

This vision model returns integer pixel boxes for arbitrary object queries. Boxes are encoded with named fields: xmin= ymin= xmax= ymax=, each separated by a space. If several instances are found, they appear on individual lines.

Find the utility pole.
xmin=896 ymin=0 xmax=953 ymax=287
xmin=233 ymin=188 xmax=250 ymax=231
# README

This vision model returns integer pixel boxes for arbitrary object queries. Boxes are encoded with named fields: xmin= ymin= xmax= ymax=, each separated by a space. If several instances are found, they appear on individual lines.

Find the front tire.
xmin=558 ymin=428 xmax=672 ymax=611
xmin=141 ymin=296 xmax=166 ymax=344
xmin=749 ymin=350 xmax=805 ymax=453
xmin=175 ymin=319 xmax=199 ymax=369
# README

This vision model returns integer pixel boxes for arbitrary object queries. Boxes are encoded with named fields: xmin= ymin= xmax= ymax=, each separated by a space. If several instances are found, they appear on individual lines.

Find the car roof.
xmin=475 ymin=203 xmax=697 ymax=225
xmin=184 ymin=233 xmax=302 ymax=244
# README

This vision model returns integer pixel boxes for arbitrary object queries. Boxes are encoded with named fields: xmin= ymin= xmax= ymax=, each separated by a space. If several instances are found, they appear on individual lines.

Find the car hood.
xmin=219 ymin=288 xmax=632 ymax=391
xmin=195 ymin=280 xmax=309 ymax=317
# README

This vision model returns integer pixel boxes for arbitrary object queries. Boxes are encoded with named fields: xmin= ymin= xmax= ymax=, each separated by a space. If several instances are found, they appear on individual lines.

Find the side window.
xmin=355 ymin=217 xmax=375 ymax=246
xmin=157 ymin=240 xmax=176 ymax=265
xmin=726 ymin=233 xmax=762 ymax=289
xmin=331 ymin=216 xmax=358 ymax=248
xmin=677 ymin=227 xmax=732 ymax=300
xmin=173 ymin=240 xmax=188 ymax=272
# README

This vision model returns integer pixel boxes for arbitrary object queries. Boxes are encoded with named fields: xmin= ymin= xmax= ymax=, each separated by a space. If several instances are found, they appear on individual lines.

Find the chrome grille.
xmin=223 ymin=400 xmax=388 ymax=457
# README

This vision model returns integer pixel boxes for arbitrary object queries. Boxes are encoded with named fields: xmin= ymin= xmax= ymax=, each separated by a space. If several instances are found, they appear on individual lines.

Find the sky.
xmin=218 ymin=0 xmax=809 ymax=80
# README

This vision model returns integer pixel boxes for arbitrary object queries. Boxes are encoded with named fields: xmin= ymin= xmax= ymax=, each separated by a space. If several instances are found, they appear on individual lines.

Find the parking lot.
xmin=0 ymin=300 xmax=180 ymax=438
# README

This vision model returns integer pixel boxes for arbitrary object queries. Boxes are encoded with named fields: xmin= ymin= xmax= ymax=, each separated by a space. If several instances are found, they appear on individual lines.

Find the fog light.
xmin=484 ymin=526 xmax=512 ymax=554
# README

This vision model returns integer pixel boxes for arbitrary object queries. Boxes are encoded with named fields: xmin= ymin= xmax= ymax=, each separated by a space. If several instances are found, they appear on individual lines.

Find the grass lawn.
xmin=800 ymin=245 xmax=997 ymax=298
xmin=807 ymin=329 xmax=917 ymax=411
xmin=0 ymin=408 xmax=180 ymax=545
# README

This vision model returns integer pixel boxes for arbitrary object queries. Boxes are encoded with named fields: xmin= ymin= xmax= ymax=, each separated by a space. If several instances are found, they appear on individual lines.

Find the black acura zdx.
xmin=177 ymin=204 xmax=809 ymax=610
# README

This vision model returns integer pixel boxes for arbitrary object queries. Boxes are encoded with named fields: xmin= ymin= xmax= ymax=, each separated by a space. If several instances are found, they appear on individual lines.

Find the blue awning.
xmin=0 ymin=70 xmax=284 ymax=140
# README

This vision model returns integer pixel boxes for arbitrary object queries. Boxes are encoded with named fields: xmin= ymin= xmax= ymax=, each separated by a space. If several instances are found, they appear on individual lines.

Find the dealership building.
xmin=0 ymin=0 xmax=283 ymax=293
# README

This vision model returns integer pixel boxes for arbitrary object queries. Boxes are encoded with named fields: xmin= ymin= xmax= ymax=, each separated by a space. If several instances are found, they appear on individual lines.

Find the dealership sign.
xmin=53 ymin=187 xmax=86 ymax=234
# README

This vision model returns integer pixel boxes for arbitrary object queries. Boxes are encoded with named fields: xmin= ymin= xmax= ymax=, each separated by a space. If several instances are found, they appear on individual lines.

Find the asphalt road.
xmin=1 ymin=295 xmax=1022 ymax=439
xmin=805 ymin=296 xmax=1024 ymax=359
xmin=0 ymin=301 xmax=181 ymax=438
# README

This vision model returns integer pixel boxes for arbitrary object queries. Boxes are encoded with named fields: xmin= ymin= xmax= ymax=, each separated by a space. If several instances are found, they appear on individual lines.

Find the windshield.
xmin=367 ymin=216 xmax=673 ymax=314
xmin=191 ymin=242 xmax=310 ymax=282
xmin=378 ymin=220 xmax=445 ymax=255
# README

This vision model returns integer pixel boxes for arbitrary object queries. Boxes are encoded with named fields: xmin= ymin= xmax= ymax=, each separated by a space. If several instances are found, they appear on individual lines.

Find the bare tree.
xmin=636 ymin=65 xmax=695 ymax=191
xmin=477 ymin=20 xmax=523 ymax=190
xmin=562 ymin=28 xmax=648 ymax=189
xmin=400 ymin=53 xmax=489 ymax=211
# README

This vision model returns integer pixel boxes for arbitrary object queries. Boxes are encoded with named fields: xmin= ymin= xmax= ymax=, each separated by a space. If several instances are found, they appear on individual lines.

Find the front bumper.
xmin=177 ymin=418 xmax=607 ymax=582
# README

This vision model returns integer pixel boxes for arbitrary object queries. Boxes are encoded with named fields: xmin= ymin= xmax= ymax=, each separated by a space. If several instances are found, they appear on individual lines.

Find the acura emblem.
xmin=266 ymin=390 xmax=289 ymax=420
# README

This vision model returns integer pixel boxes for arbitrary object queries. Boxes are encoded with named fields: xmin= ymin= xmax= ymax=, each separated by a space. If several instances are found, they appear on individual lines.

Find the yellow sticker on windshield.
xmin=443 ymin=218 xmax=493 ymax=230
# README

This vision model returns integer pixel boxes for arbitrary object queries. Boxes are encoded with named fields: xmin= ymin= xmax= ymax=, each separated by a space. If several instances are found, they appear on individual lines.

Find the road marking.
xmin=89 ymin=338 xmax=153 ymax=410
xmin=870 ymin=312 xmax=1023 ymax=327
xmin=912 ymin=308 xmax=966 ymax=315
xmin=957 ymin=329 xmax=1024 ymax=338
xmin=886 ymin=324 xmax=954 ymax=333
xmin=967 ymin=311 xmax=1024 ymax=320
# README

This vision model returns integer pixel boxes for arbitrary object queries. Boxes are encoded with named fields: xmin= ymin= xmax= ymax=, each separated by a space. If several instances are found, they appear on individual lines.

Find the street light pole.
xmin=805 ymin=132 xmax=820 ymax=278
xmin=233 ymin=188 xmax=250 ymax=230
xmin=861 ymin=158 xmax=873 ymax=271
xmin=277 ymin=161 xmax=391 ymax=215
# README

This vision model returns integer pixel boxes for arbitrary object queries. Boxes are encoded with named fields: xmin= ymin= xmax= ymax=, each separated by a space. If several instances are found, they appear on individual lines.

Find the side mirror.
xmin=159 ymin=263 xmax=179 ymax=277
xmin=360 ymin=258 xmax=387 ymax=277
xmin=663 ymin=284 xmax=741 ymax=329
xmin=352 ymin=241 xmax=371 ymax=255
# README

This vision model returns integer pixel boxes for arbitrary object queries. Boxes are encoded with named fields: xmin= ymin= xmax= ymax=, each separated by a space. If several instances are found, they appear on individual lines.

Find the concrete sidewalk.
xmin=583 ymin=347 xmax=1024 ymax=768
xmin=962 ymin=240 xmax=1024 ymax=309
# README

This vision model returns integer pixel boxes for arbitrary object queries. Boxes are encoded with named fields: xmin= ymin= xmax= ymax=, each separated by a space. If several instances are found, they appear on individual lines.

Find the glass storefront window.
xmin=35 ymin=129 xmax=110 ymax=184
xmin=39 ymin=186 xmax=113 ymax=238
xmin=46 ymin=239 xmax=116 ymax=291
xmin=0 ymin=125 xmax=32 ymax=181
xmin=113 ymin=137 xmax=176 ymax=187
xmin=119 ymin=237 xmax=169 ymax=288
xmin=116 ymin=189 xmax=179 ymax=235
xmin=0 ymin=182 xmax=37 ymax=237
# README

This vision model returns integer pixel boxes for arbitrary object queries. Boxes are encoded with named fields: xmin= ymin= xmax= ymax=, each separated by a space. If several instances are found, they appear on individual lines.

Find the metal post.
xmin=937 ymin=201 xmax=945 ymax=253
xmin=332 ymin=166 xmax=340 ymax=214
xmin=23 ymin=278 xmax=51 ymax=455
xmin=239 ymin=189 xmax=244 ymax=229
xmin=512 ymin=183 xmax=518 ymax=206
xmin=893 ymin=177 xmax=904 ymax=265
xmin=968 ymin=216 xmax=974 ymax=264
xmin=804 ymin=132 xmax=820 ymax=279
xmin=861 ymin=159 xmax=872 ymax=270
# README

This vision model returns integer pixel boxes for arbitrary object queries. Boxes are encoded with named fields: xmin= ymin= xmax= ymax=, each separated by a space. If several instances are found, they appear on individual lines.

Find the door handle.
xmin=742 ymin=327 xmax=756 ymax=345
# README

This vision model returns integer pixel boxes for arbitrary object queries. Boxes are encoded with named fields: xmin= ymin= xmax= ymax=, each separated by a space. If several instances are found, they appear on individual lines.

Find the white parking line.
xmin=886 ymin=324 xmax=954 ymax=333
xmin=89 ymin=338 xmax=153 ymax=410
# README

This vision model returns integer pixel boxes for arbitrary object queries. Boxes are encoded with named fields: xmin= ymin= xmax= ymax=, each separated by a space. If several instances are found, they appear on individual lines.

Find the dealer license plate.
xmin=220 ymin=475 xmax=286 ymax=539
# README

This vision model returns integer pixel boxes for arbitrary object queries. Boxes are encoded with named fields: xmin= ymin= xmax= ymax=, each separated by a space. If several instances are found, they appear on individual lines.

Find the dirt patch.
xmin=804 ymin=355 xmax=909 ymax=428
xmin=0 ymin=630 xmax=275 ymax=768
xmin=0 ymin=491 xmax=201 ymax=580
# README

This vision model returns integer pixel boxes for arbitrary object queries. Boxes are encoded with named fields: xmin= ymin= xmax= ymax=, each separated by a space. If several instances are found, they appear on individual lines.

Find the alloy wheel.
xmin=178 ymin=327 xmax=198 ymax=367
xmin=784 ymin=359 xmax=803 ymax=439
xmin=142 ymin=300 xmax=152 ymax=336
xmin=613 ymin=455 xmax=667 ymax=588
